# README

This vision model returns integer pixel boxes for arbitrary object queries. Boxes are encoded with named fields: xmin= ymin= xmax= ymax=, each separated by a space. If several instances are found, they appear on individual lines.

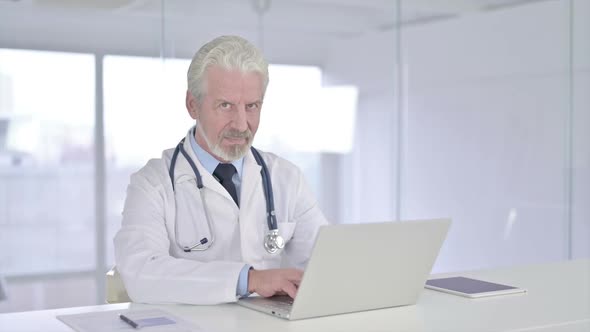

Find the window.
xmin=0 ymin=49 xmax=95 ymax=275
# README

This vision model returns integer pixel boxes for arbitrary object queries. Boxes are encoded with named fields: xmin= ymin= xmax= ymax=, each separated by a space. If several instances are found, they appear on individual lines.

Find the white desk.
xmin=1 ymin=259 xmax=588 ymax=332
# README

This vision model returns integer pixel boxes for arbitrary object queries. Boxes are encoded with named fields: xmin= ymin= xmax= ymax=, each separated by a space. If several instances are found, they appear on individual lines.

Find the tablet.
xmin=425 ymin=276 xmax=527 ymax=298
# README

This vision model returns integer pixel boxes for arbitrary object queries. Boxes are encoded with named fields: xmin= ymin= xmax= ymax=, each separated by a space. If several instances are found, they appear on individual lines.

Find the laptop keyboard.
xmin=246 ymin=295 xmax=294 ymax=312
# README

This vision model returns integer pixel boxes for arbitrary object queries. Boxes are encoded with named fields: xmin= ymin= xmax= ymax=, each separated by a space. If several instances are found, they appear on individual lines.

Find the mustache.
xmin=222 ymin=129 xmax=252 ymax=139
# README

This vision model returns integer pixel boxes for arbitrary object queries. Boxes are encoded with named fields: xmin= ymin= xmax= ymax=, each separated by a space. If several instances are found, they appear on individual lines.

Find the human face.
xmin=186 ymin=66 xmax=264 ymax=162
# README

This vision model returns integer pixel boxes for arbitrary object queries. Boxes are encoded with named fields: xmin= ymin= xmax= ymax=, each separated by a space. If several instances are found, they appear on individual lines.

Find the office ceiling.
xmin=2 ymin=0 xmax=546 ymax=29
xmin=0 ymin=0 xmax=548 ymax=62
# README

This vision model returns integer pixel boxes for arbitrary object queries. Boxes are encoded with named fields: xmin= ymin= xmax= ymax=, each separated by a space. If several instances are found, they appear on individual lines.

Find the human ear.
xmin=186 ymin=90 xmax=199 ymax=120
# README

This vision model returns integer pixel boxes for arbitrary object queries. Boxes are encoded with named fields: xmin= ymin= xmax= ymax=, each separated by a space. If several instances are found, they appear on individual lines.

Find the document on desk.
xmin=57 ymin=308 xmax=203 ymax=332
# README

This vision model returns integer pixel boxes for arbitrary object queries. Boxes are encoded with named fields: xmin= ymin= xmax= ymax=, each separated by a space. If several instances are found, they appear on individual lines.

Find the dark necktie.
xmin=213 ymin=163 xmax=239 ymax=207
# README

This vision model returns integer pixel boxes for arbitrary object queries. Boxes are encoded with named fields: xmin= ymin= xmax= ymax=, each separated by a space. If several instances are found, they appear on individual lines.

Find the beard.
xmin=197 ymin=122 xmax=253 ymax=161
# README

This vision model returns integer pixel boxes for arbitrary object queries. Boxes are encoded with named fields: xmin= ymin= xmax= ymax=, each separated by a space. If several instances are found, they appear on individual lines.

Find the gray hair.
xmin=187 ymin=35 xmax=269 ymax=101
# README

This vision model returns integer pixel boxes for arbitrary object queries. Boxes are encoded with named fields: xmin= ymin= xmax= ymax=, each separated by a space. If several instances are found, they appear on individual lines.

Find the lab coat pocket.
xmin=277 ymin=222 xmax=296 ymax=244
xmin=257 ymin=222 xmax=297 ymax=268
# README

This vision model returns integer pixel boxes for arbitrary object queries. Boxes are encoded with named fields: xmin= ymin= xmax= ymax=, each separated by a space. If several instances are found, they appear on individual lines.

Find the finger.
xmin=281 ymin=280 xmax=298 ymax=299
xmin=285 ymin=269 xmax=304 ymax=283
xmin=292 ymin=275 xmax=303 ymax=286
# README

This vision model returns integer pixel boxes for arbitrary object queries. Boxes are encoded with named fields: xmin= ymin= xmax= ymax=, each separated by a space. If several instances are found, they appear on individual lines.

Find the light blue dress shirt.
xmin=188 ymin=127 xmax=251 ymax=297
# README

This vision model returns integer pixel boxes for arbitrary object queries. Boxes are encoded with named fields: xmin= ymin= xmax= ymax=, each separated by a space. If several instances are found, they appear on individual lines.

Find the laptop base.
xmin=237 ymin=295 xmax=294 ymax=320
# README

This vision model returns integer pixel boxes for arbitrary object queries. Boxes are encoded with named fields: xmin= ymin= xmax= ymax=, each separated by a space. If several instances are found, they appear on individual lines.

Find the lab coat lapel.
xmin=173 ymin=133 xmax=236 ymax=203
xmin=239 ymin=149 xmax=263 ymax=211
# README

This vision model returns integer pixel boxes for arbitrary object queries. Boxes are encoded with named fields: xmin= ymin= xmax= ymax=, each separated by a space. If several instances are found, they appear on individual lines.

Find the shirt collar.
xmin=188 ymin=126 xmax=244 ymax=178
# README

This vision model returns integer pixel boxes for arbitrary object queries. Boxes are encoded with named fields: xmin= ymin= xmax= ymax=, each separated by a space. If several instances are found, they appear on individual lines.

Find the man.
xmin=114 ymin=35 xmax=328 ymax=305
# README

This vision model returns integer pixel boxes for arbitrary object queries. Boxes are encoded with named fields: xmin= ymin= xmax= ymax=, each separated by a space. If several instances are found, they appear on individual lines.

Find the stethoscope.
xmin=168 ymin=138 xmax=285 ymax=254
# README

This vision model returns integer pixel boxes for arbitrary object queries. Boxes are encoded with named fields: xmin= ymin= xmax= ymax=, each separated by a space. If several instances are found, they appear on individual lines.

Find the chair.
xmin=0 ymin=275 xmax=7 ymax=301
xmin=106 ymin=267 xmax=131 ymax=303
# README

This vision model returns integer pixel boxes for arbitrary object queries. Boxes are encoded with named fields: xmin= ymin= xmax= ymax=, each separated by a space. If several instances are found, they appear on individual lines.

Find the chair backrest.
xmin=106 ymin=266 xmax=131 ymax=303
xmin=0 ymin=275 xmax=7 ymax=301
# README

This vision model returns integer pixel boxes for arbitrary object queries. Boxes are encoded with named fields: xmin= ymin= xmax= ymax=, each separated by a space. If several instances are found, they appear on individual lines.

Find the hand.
xmin=247 ymin=268 xmax=303 ymax=299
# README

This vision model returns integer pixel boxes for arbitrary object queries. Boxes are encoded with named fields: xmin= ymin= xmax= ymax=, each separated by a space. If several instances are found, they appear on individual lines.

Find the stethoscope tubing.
xmin=169 ymin=138 xmax=279 ymax=252
xmin=250 ymin=147 xmax=278 ymax=232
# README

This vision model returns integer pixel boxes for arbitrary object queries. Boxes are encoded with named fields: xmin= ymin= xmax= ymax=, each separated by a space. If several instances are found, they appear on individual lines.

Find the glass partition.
xmin=571 ymin=0 xmax=590 ymax=259
xmin=402 ymin=0 xmax=573 ymax=272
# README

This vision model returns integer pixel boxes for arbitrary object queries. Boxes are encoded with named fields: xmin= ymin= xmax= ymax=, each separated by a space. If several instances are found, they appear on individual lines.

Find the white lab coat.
xmin=113 ymin=132 xmax=329 ymax=305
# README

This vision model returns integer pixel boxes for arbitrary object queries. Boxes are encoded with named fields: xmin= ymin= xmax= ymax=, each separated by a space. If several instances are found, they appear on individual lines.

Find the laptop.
xmin=237 ymin=218 xmax=451 ymax=320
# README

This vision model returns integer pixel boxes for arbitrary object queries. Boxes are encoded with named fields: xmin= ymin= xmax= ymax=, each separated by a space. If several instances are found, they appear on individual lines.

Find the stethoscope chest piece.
xmin=264 ymin=229 xmax=285 ymax=254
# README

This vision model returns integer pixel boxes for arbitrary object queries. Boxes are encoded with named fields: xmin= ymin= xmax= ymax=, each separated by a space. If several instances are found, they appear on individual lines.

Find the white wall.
xmin=324 ymin=0 xmax=589 ymax=272
xmin=323 ymin=31 xmax=400 ymax=224
xmin=405 ymin=0 xmax=577 ymax=271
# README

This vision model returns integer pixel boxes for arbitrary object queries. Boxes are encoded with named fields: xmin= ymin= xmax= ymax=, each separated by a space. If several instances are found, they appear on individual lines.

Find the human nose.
xmin=231 ymin=105 xmax=248 ymax=131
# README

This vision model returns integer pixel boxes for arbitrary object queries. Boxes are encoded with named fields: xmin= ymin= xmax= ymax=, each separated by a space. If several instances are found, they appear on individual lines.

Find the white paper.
xmin=57 ymin=308 xmax=202 ymax=332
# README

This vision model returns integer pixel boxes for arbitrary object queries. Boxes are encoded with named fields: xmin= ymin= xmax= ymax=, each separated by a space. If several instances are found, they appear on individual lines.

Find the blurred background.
xmin=0 ymin=0 xmax=588 ymax=313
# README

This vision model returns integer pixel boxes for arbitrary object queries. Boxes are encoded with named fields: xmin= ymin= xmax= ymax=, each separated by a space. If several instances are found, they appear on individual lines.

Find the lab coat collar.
xmin=170 ymin=132 xmax=231 ymax=203
xmin=170 ymin=131 xmax=262 ymax=208
xmin=239 ymin=148 xmax=263 ymax=211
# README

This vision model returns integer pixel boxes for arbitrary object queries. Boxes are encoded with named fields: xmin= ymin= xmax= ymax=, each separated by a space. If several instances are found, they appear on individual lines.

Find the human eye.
xmin=246 ymin=103 xmax=259 ymax=111
xmin=219 ymin=101 xmax=232 ymax=110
